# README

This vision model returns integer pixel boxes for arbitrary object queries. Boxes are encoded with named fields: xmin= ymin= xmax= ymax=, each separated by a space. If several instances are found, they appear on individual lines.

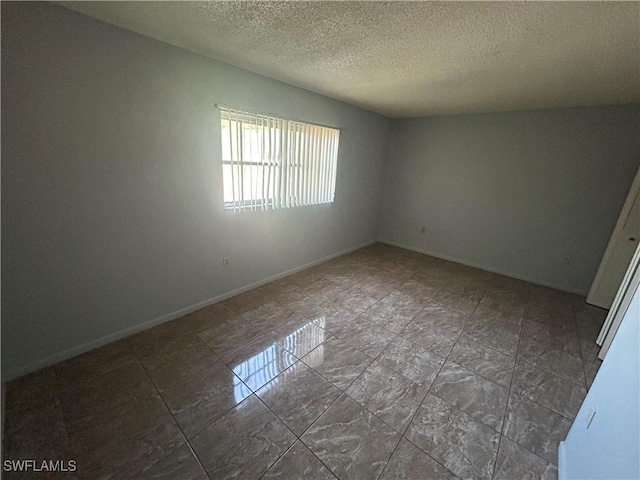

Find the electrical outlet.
xmin=420 ymin=226 xmax=427 ymax=234
xmin=223 ymin=257 xmax=231 ymax=269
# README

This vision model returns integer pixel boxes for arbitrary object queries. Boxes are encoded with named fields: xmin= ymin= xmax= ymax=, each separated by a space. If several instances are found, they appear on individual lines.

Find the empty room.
xmin=2 ymin=1 xmax=640 ymax=479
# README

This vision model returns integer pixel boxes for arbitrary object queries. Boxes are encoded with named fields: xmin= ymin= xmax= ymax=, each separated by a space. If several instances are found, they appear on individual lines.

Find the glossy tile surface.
xmin=301 ymin=335 xmax=372 ymax=390
xmin=69 ymin=395 xmax=185 ymax=479
xmin=60 ymin=362 xmax=158 ymax=431
xmin=242 ymin=301 xmax=295 ymax=330
xmin=307 ymin=304 xmax=358 ymax=336
xmin=430 ymin=290 xmax=480 ymax=315
xmin=257 ymin=362 xmax=341 ymax=435
xmin=137 ymin=444 xmax=208 ymax=480
xmin=56 ymin=340 xmax=138 ymax=390
xmin=263 ymin=442 xmax=336 ymax=479
xmin=346 ymin=361 xmax=427 ymax=432
xmin=493 ymin=437 xmax=558 ymax=480
xmin=302 ymin=394 xmax=401 ymax=480
xmin=512 ymin=359 xmax=587 ymax=419
xmin=525 ymin=303 xmax=577 ymax=333
xmin=518 ymin=345 xmax=585 ymax=387
xmin=431 ymin=361 xmax=509 ymax=431
xmin=3 ymin=371 xmax=73 ymax=475
xmin=331 ymin=287 xmax=380 ymax=314
xmin=191 ymin=395 xmax=296 ymax=479
xmin=449 ymin=335 xmax=515 ymax=387
xmin=399 ymin=305 xmax=468 ymax=356
xmin=335 ymin=318 xmax=396 ymax=357
xmin=197 ymin=315 xmax=262 ymax=357
xmin=520 ymin=320 xmax=581 ymax=358
xmin=406 ymin=394 xmax=500 ymax=480
xmin=271 ymin=321 xmax=329 ymax=359
xmin=160 ymin=362 xmax=251 ymax=439
xmin=463 ymin=308 xmax=521 ymax=356
xmin=2 ymin=244 xmax=602 ymax=480
xmin=503 ymin=394 xmax=572 ymax=466
xmin=380 ymin=438 xmax=459 ymax=480
xmin=377 ymin=335 xmax=445 ymax=388
xmin=178 ymin=302 xmax=236 ymax=333
xmin=138 ymin=335 xmax=219 ymax=392
xmin=221 ymin=335 xmax=298 ymax=392
xmin=363 ymin=293 xmax=423 ymax=333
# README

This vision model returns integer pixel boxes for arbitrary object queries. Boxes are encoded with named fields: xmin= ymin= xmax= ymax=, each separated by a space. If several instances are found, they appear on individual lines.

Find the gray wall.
xmin=1 ymin=2 xmax=390 ymax=378
xmin=379 ymin=106 xmax=640 ymax=294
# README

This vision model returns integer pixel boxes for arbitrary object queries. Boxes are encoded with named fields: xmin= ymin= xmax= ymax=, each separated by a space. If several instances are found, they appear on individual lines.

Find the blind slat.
xmin=220 ymin=107 xmax=340 ymax=212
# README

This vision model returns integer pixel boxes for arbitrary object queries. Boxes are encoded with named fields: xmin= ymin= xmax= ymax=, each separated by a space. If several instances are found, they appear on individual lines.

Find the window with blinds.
xmin=220 ymin=106 xmax=340 ymax=212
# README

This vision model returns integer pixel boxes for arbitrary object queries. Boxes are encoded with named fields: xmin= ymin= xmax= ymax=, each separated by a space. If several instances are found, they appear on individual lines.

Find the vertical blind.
xmin=220 ymin=106 xmax=341 ymax=212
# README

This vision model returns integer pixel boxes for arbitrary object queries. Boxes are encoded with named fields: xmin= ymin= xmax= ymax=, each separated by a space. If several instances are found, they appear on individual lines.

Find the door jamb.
xmin=596 ymin=242 xmax=640 ymax=358
xmin=587 ymin=165 xmax=640 ymax=307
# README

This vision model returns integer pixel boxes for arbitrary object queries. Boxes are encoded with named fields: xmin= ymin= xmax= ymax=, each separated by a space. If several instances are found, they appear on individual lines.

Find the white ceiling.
xmin=59 ymin=1 xmax=640 ymax=118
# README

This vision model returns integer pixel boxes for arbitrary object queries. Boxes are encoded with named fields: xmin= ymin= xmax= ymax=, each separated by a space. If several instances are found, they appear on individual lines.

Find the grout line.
xmin=51 ymin=365 xmax=79 ymax=473
xmin=489 ymin=283 xmax=530 ymax=480
xmin=496 ymin=292 xmax=571 ymax=473
xmin=312 ymin=273 xmax=421 ymax=479
xmin=202 ymin=313 xmax=344 ymax=479
xmin=131 ymin=317 xmax=319 ymax=478
xmin=265 ymin=269 xmax=425 ymax=478
xmin=131 ymin=339 xmax=215 ymax=480
xmin=18 ymin=245 xmax=585 ymax=480
xmin=377 ymin=277 xmax=484 ymax=480
xmin=201 ymin=352 xmax=300 ymax=477
xmin=206 ymin=269 xmax=578 ymax=478
xmin=254 ymin=338 xmax=377 ymax=478
xmin=256 ymin=439 xmax=339 ymax=480
xmin=53 ymin=344 xmax=169 ymax=478
xmin=499 ymin=315 xmax=587 ymax=423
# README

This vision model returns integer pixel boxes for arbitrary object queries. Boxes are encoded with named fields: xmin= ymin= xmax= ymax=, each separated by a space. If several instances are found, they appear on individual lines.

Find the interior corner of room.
xmin=1 ymin=1 xmax=639 ymax=479
xmin=2 ymin=0 xmax=640 ymax=388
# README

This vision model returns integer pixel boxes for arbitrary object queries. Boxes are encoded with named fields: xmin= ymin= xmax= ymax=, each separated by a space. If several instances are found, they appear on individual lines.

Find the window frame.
xmin=219 ymin=106 xmax=341 ymax=213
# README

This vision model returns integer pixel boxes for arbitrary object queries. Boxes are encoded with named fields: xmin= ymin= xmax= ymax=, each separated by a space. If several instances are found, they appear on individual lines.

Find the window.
xmin=220 ymin=106 xmax=340 ymax=212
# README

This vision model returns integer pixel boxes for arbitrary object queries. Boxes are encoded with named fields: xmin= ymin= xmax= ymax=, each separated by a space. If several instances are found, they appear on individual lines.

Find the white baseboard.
xmin=379 ymin=239 xmax=586 ymax=296
xmin=4 ymin=240 xmax=375 ymax=381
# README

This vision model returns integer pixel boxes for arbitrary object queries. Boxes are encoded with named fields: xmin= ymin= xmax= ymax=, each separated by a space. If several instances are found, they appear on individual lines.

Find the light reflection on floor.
xmin=231 ymin=317 xmax=327 ymax=401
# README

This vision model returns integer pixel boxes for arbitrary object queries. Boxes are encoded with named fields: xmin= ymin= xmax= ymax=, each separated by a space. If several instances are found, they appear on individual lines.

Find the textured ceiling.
xmin=58 ymin=1 xmax=640 ymax=118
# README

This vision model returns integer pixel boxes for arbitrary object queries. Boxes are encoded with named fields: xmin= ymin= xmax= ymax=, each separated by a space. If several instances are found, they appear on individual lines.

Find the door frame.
xmin=596 ymin=241 xmax=640 ymax=358
xmin=587 ymin=165 xmax=640 ymax=308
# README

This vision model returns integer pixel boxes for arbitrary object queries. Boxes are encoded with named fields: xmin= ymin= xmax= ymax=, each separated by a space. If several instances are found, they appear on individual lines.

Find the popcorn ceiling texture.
xmin=59 ymin=1 xmax=639 ymax=117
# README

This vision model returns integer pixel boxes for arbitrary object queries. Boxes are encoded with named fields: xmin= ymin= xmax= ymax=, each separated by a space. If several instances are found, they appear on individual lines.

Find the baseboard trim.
xmin=378 ymin=239 xmax=586 ymax=296
xmin=4 ymin=240 xmax=376 ymax=381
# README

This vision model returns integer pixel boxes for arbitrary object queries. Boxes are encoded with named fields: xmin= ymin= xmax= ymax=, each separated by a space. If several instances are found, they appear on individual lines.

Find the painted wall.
xmin=559 ymin=285 xmax=640 ymax=479
xmin=1 ymin=2 xmax=390 ymax=378
xmin=379 ymin=106 xmax=640 ymax=294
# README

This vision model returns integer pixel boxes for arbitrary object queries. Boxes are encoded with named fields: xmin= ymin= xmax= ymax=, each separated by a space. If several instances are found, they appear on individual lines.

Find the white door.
xmin=596 ymin=242 xmax=640 ymax=358
xmin=587 ymin=167 xmax=640 ymax=309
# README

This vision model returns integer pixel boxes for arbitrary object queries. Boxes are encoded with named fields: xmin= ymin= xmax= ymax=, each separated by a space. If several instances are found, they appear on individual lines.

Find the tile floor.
xmin=3 ymin=243 xmax=607 ymax=479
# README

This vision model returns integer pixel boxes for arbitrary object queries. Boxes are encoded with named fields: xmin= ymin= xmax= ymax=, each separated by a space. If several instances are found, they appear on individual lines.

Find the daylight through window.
xmin=220 ymin=107 xmax=340 ymax=212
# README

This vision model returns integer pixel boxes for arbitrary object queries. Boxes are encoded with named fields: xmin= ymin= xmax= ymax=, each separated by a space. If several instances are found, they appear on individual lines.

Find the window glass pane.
xmin=222 ymin=164 xmax=235 ymax=204
xmin=221 ymin=118 xmax=231 ymax=160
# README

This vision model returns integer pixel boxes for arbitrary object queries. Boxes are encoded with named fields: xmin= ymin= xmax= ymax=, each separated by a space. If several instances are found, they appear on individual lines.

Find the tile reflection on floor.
xmin=3 ymin=243 xmax=608 ymax=479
